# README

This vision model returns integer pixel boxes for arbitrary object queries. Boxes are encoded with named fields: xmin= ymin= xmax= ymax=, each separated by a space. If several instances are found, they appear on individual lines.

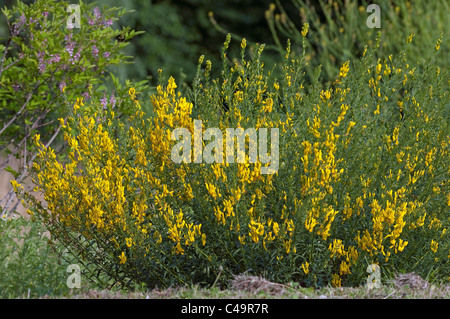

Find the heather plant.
xmin=0 ymin=0 xmax=144 ymax=216
xmin=17 ymin=30 xmax=449 ymax=289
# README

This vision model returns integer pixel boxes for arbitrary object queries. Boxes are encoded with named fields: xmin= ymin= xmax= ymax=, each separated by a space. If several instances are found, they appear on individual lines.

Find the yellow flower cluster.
xmin=303 ymin=103 xmax=346 ymax=239
xmin=19 ymin=36 xmax=448 ymax=288
xmin=28 ymin=79 xmax=207 ymax=267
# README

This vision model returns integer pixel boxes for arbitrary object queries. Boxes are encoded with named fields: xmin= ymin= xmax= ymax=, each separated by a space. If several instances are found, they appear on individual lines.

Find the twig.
xmin=0 ymin=91 xmax=33 ymax=137
xmin=384 ymin=289 xmax=397 ymax=299
xmin=1 ymin=120 xmax=64 ymax=217
xmin=0 ymin=108 xmax=51 ymax=171
xmin=0 ymin=38 xmax=12 ymax=78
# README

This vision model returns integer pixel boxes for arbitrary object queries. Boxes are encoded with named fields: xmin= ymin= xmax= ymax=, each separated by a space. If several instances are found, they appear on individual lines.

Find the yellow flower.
xmin=129 ymin=87 xmax=136 ymax=100
xmin=374 ymin=104 xmax=380 ymax=115
xmin=301 ymin=262 xmax=309 ymax=274
xmin=397 ymin=239 xmax=408 ymax=253
xmin=262 ymin=97 xmax=273 ymax=113
xmin=241 ymin=38 xmax=247 ymax=49
xmin=339 ymin=261 xmax=351 ymax=275
xmin=320 ymin=89 xmax=331 ymax=102
xmin=73 ymin=97 xmax=84 ymax=113
xmin=201 ymin=233 xmax=206 ymax=246
xmin=338 ymin=61 xmax=350 ymax=78
xmin=174 ymin=242 xmax=185 ymax=255
xmin=206 ymin=182 xmax=220 ymax=199
xmin=119 ymin=252 xmax=127 ymax=264
xmin=10 ymin=180 xmax=21 ymax=192
xmin=435 ymin=38 xmax=441 ymax=51
xmin=224 ymin=198 xmax=234 ymax=217
xmin=331 ymin=274 xmax=341 ymax=287
xmin=249 ymin=219 xmax=264 ymax=243
xmin=431 ymin=240 xmax=438 ymax=253
xmin=126 ymin=237 xmax=132 ymax=248
xmin=346 ymin=121 xmax=356 ymax=135
xmin=272 ymin=221 xmax=279 ymax=237
xmin=301 ymin=22 xmax=309 ymax=37
xmin=284 ymin=239 xmax=292 ymax=254
xmin=376 ymin=63 xmax=382 ymax=75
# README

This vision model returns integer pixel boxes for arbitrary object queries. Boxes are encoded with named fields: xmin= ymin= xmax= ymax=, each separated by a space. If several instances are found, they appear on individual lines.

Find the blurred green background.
xmin=2 ymin=0 xmax=447 ymax=88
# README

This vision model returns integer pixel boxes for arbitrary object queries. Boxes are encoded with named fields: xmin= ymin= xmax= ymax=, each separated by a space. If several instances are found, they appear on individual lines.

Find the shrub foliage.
xmin=17 ymin=30 xmax=449 ymax=288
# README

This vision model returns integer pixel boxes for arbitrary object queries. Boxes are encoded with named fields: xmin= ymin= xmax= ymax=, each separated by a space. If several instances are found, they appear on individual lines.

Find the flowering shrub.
xmin=17 ymin=32 xmax=449 ymax=288
xmin=0 ymin=0 xmax=143 ymax=216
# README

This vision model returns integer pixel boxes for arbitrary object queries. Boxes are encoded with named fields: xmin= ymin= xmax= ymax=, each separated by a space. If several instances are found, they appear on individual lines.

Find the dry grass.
xmin=43 ymin=273 xmax=449 ymax=299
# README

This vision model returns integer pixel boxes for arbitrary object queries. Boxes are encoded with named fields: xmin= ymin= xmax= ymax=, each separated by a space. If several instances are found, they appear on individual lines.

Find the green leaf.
xmin=5 ymin=166 xmax=19 ymax=179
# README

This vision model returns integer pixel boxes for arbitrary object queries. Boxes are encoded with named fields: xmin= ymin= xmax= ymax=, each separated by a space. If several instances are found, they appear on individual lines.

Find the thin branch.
xmin=0 ymin=38 xmax=12 ymax=78
xmin=0 ymin=91 xmax=33 ymax=137
xmin=0 ymin=109 xmax=51 ymax=171
xmin=1 ymin=119 xmax=64 ymax=217
xmin=0 ymin=58 xmax=20 ymax=73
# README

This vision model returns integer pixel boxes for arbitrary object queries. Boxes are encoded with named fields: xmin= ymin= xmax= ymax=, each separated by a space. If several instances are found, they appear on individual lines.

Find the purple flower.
xmin=43 ymin=11 xmax=49 ymax=18
xmin=19 ymin=14 xmax=26 ymax=24
xmin=103 ymin=51 xmax=110 ymax=59
xmin=82 ymin=91 xmax=90 ymax=100
xmin=100 ymin=95 xmax=108 ymax=109
xmin=93 ymin=7 xmax=101 ymax=19
xmin=38 ymin=63 xmax=46 ymax=74
xmin=74 ymin=50 xmax=81 ymax=60
xmin=64 ymin=33 xmax=72 ymax=42
xmin=92 ymin=45 xmax=99 ymax=58
xmin=109 ymin=94 xmax=116 ymax=108
xmin=37 ymin=51 xmax=46 ymax=74
xmin=49 ymin=54 xmax=61 ymax=64
xmin=65 ymin=40 xmax=75 ymax=56
xmin=11 ymin=25 xmax=19 ymax=36
xmin=12 ymin=15 xmax=26 ymax=36
xmin=70 ymin=49 xmax=81 ymax=64
xmin=103 ymin=19 xmax=113 ymax=28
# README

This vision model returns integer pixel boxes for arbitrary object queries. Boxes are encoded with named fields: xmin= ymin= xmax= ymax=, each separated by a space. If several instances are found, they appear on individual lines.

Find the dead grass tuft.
xmin=230 ymin=274 xmax=296 ymax=296
xmin=392 ymin=273 xmax=430 ymax=290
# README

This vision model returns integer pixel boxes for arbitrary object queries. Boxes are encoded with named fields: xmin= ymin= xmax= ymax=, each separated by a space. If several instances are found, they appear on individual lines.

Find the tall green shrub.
xmin=0 ymin=0 xmax=143 ymax=216
xmin=18 ymin=31 xmax=449 ymax=289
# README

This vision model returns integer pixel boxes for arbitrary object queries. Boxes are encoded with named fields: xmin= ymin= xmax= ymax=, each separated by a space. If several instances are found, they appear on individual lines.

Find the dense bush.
xmin=18 ymin=29 xmax=449 ymax=288
xmin=0 ymin=0 xmax=147 ymax=217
